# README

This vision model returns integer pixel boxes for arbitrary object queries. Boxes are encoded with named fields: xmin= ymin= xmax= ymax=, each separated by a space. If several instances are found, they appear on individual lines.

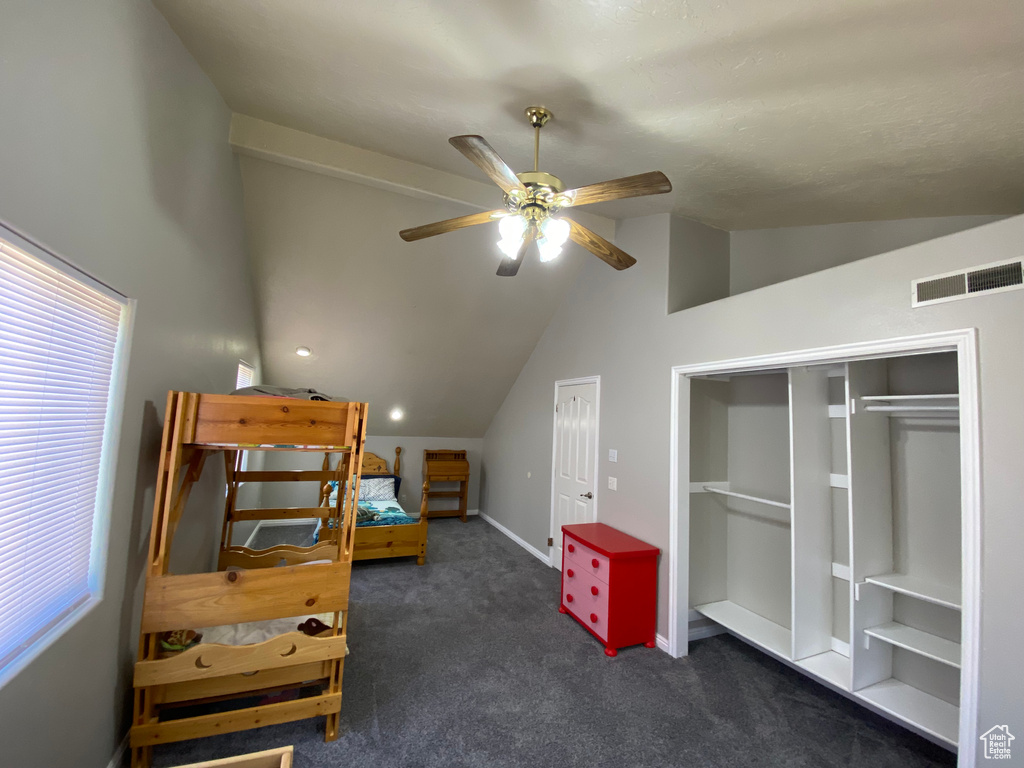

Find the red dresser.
xmin=559 ymin=523 xmax=659 ymax=657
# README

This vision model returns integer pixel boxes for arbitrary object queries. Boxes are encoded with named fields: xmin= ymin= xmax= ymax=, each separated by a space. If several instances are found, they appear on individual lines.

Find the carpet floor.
xmin=154 ymin=517 xmax=956 ymax=768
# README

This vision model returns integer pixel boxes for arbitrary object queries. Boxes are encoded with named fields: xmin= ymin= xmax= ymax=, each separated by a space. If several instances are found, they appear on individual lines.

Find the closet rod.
xmin=702 ymin=486 xmax=791 ymax=510
xmin=862 ymin=405 xmax=959 ymax=413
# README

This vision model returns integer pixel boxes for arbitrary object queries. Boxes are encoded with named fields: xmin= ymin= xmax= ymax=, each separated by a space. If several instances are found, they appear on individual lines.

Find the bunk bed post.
xmin=394 ymin=446 xmax=401 ymax=477
xmin=324 ymin=402 xmax=367 ymax=742
xmin=220 ymin=449 xmax=240 ymax=552
xmin=132 ymin=390 xmax=181 ymax=768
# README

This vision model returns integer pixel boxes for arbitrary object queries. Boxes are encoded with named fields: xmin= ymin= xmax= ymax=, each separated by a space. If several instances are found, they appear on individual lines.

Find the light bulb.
xmin=295 ymin=346 xmax=312 ymax=357
xmin=537 ymin=217 xmax=570 ymax=262
xmin=496 ymin=215 xmax=527 ymax=259
xmin=389 ymin=407 xmax=404 ymax=421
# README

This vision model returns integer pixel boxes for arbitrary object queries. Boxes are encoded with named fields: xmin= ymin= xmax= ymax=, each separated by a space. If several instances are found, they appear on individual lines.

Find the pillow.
xmin=359 ymin=476 xmax=396 ymax=501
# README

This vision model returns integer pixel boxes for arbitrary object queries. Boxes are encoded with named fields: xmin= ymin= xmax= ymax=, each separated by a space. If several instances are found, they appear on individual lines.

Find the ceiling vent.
xmin=912 ymin=258 xmax=1023 ymax=307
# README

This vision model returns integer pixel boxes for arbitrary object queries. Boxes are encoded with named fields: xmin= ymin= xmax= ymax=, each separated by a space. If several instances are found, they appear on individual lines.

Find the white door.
xmin=550 ymin=379 xmax=599 ymax=570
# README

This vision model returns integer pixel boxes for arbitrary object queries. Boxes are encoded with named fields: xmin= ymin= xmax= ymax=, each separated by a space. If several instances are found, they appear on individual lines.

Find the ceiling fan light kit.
xmin=399 ymin=106 xmax=672 ymax=277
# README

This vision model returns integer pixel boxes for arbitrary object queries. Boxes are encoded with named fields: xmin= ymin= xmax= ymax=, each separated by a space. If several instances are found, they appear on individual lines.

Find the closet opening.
xmin=668 ymin=330 xmax=980 ymax=764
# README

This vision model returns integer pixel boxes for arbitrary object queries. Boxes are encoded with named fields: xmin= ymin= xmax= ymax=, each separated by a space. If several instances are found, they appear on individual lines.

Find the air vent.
xmin=913 ymin=258 xmax=1023 ymax=307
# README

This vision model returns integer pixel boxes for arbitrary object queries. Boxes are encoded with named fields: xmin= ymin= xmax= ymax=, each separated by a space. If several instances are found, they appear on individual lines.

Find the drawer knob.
xmin=566 ymin=569 xmax=574 ymax=578
xmin=591 ymin=586 xmax=599 ymax=596
xmin=567 ymin=544 xmax=575 ymax=553
xmin=590 ymin=613 xmax=598 ymax=623
xmin=566 ymin=594 xmax=574 ymax=603
xmin=592 ymin=558 xmax=599 ymax=568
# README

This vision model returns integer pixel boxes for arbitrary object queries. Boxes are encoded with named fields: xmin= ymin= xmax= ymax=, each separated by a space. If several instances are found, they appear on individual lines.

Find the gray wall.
xmin=254 ymin=436 xmax=483 ymax=514
xmin=237 ymin=154 xmax=585 ymax=437
xmin=481 ymin=213 xmax=1024 ymax=762
xmin=667 ymin=215 xmax=730 ymax=312
xmin=0 ymin=2 xmax=261 ymax=766
xmin=729 ymin=215 xmax=1006 ymax=295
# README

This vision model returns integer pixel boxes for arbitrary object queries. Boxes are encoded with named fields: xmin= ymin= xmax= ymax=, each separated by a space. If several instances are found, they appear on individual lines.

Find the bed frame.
xmin=319 ymin=447 xmax=428 ymax=565
xmin=130 ymin=392 xmax=368 ymax=768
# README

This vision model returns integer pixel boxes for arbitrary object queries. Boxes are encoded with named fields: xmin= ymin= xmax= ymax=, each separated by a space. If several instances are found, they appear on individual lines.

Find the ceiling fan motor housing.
xmin=506 ymin=171 xmax=570 ymax=222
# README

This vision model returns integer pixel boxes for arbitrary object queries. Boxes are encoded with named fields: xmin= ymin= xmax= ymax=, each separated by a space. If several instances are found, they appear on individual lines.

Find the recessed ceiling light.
xmin=389 ymin=407 xmax=404 ymax=421
xmin=295 ymin=346 xmax=312 ymax=357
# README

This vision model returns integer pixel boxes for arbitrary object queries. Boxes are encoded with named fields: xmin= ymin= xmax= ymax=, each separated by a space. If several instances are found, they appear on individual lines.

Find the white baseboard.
xmin=687 ymin=608 xmax=726 ymax=642
xmin=107 ymin=732 xmax=129 ymax=768
xmin=831 ymin=637 xmax=851 ymax=657
xmin=655 ymin=633 xmax=670 ymax=653
xmin=689 ymin=622 xmax=727 ymax=641
xmin=477 ymin=512 xmax=551 ymax=567
xmin=467 ymin=508 xmax=479 ymax=516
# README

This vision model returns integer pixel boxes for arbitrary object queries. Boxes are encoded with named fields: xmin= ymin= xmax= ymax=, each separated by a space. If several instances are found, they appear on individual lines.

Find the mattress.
xmin=326 ymin=489 xmax=420 ymax=526
xmin=197 ymin=612 xmax=338 ymax=646
xmin=354 ymin=498 xmax=419 ymax=527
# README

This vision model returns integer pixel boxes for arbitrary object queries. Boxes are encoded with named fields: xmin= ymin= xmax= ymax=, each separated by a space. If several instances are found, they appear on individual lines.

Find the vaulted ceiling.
xmin=155 ymin=0 xmax=1022 ymax=229
xmin=152 ymin=0 xmax=1023 ymax=436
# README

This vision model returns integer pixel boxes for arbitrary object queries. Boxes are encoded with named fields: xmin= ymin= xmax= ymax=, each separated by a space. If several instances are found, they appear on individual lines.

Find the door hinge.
xmin=547 ymin=537 xmax=553 ymax=547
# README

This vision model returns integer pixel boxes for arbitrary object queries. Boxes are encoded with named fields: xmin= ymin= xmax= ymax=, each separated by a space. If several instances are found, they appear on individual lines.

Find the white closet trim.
xmin=667 ymin=328 xmax=980 ymax=767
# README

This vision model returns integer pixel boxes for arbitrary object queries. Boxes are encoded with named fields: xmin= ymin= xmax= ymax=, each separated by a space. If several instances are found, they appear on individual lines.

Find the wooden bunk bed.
xmin=318 ymin=447 xmax=428 ymax=565
xmin=130 ymin=392 xmax=368 ymax=768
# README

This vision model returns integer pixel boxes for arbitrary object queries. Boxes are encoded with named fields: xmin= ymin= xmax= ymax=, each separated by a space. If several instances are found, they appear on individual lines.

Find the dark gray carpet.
xmin=155 ymin=518 xmax=955 ymax=768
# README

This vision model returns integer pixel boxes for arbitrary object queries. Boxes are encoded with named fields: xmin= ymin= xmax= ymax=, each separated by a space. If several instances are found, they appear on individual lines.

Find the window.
xmin=236 ymin=359 xmax=255 ymax=390
xmin=0 ymin=226 xmax=130 ymax=686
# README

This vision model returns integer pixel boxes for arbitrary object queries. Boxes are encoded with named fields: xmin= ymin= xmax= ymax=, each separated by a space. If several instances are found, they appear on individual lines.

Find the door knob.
xmin=580 ymin=492 xmax=593 ymax=499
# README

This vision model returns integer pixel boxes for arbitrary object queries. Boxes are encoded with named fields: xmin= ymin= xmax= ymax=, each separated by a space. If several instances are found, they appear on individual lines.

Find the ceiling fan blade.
xmin=450 ymin=135 xmax=526 ymax=195
xmin=399 ymin=209 xmax=507 ymax=242
xmin=560 ymin=171 xmax=672 ymax=208
xmin=566 ymin=218 xmax=637 ymax=271
xmin=496 ymin=226 xmax=536 ymax=277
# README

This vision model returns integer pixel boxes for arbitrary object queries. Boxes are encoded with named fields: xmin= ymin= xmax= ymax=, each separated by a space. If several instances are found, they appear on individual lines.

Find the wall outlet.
xmin=608 ymin=449 xmax=617 ymax=462
xmin=400 ymin=494 xmax=407 ymax=502
xmin=608 ymin=476 xmax=617 ymax=491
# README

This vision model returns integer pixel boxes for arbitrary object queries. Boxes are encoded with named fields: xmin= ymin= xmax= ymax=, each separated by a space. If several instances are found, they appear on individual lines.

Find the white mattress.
xmin=198 ymin=612 xmax=338 ymax=646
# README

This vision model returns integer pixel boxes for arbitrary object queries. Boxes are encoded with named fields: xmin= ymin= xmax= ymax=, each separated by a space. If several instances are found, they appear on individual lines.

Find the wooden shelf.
xmin=695 ymin=600 xmax=791 ymax=659
xmin=864 ymin=622 xmax=961 ymax=669
xmin=864 ymin=573 xmax=961 ymax=610
xmin=855 ymin=678 xmax=959 ymax=746
xmin=795 ymin=650 xmax=850 ymax=690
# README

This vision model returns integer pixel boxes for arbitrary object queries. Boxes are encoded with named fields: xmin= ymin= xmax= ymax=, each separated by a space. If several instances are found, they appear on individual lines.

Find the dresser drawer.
xmin=563 ymin=535 xmax=610 ymax=584
xmin=561 ymin=569 xmax=610 ymax=641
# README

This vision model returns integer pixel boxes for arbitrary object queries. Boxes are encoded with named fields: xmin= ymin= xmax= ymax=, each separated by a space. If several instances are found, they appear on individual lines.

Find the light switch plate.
xmin=608 ymin=476 xmax=617 ymax=491
xmin=608 ymin=449 xmax=618 ymax=462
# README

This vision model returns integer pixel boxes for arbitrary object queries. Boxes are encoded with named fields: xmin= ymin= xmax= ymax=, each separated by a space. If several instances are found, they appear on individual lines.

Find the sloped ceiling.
xmin=155 ymin=0 xmax=1023 ymax=229
xmin=238 ymin=155 xmax=586 ymax=436
xmin=152 ymin=0 xmax=1023 ymax=436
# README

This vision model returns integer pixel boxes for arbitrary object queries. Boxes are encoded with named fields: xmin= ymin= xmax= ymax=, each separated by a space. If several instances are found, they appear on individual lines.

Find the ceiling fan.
xmin=399 ymin=107 xmax=672 ymax=277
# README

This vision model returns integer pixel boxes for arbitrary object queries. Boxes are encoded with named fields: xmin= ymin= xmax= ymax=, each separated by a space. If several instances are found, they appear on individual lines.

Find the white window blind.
xmin=236 ymin=360 xmax=255 ymax=390
xmin=0 ymin=236 xmax=125 ymax=675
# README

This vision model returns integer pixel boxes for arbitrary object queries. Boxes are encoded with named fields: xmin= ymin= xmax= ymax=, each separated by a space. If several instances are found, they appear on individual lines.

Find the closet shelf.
xmin=864 ymin=622 xmax=961 ymax=669
xmin=795 ymin=650 xmax=850 ymax=691
xmin=854 ymin=679 xmax=959 ymax=746
xmin=695 ymin=601 xmax=791 ymax=658
xmin=701 ymin=486 xmax=791 ymax=510
xmin=864 ymin=573 xmax=961 ymax=611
